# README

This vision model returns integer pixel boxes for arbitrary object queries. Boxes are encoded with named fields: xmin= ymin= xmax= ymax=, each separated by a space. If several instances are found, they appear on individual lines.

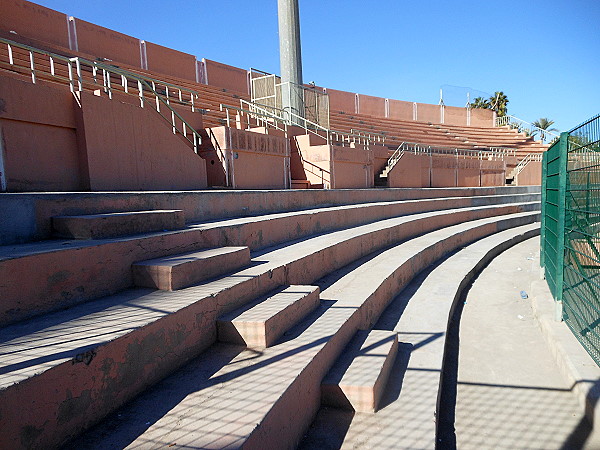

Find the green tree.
xmin=489 ymin=91 xmax=509 ymax=117
xmin=532 ymin=117 xmax=559 ymax=142
xmin=470 ymin=96 xmax=490 ymax=109
xmin=469 ymin=92 xmax=509 ymax=117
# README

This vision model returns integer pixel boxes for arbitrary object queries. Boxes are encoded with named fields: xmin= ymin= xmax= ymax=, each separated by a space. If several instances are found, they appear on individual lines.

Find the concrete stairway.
xmin=0 ymin=187 xmax=540 ymax=449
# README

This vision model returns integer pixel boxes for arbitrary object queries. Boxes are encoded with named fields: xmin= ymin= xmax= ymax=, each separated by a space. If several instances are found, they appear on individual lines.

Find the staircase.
xmin=0 ymin=186 xmax=541 ymax=448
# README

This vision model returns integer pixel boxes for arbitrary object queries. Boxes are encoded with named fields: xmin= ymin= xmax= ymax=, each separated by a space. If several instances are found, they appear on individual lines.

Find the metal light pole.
xmin=278 ymin=0 xmax=304 ymax=124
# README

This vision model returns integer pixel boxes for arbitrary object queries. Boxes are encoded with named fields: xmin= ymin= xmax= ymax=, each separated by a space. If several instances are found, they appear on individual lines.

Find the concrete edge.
xmin=529 ymin=277 xmax=600 ymax=440
xmin=436 ymin=225 xmax=540 ymax=444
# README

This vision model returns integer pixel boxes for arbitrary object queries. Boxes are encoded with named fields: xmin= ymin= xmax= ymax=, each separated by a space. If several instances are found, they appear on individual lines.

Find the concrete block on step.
xmin=217 ymin=285 xmax=320 ymax=348
xmin=322 ymin=329 xmax=399 ymax=412
xmin=53 ymin=210 xmax=185 ymax=239
xmin=132 ymin=246 xmax=250 ymax=290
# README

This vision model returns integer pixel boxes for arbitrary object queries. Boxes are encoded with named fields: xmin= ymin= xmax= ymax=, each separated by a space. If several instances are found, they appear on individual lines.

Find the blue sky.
xmin=35 ymin=0 xmax=600 ymax=132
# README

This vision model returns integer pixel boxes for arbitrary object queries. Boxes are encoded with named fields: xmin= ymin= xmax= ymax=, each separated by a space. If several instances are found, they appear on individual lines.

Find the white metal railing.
xmin=350 ymin=128 xmax=387 ymax=145
xmin=220 ymin=102 xmax=288 ymax=134
xmin=0 ymin=37 xmax=203 ymax=154
xmin=495 ymin=115 xmax=560 ymax=143
xmin=384 ymin=141 xmax=517 ymax=175
xmin=510 ymin=153 xmax=543 ymax=178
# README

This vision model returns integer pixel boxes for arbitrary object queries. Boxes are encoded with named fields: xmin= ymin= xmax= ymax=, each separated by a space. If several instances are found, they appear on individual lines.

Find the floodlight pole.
xmin=278 ymin=0 xmax=304 ymax=124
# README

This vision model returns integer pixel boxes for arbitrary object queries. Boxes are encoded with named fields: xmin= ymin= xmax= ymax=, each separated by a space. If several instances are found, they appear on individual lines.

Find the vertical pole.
xmin=555 ymin=132 xmax=569 ymax=321
xmin=278 ymin=0 xmax=304 ymax=123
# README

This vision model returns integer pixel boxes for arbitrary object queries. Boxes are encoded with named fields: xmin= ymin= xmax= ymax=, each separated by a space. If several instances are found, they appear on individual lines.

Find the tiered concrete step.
xmin=52 ymin=210 xmax=185 ymax=239
xmin=0 ymin=198 xmax=539 ymax=448
xmin=322 ymin=330 xmax=399 ymax=412
xmin=0 ymin=190 xmax=540 ymax=326
xmin=58 ymin=210 xmax=539 ymax=450
xmin=217 ymin=285 xmax=320 ymax=348
xmin=302 ymin=223 xmax=540 ymax=448
xmin=132 ymin=246 xmax=250 ymax=290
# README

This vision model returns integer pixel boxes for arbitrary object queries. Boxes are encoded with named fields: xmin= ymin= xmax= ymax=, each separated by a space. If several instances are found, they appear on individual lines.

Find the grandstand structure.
xmin=4 ymin=1 xmax=593 ymax=449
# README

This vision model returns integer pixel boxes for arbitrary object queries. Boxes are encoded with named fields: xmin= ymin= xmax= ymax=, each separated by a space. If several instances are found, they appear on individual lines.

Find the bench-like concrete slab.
xmin=53 ymin=210 xmax=185 ymax=239
xmin=217 ymin=285 xmax=320 ymax=348
xmin=132 ymin=246 xmax=250 ymax=290
xmin=322 ymin=330 xmax=398 ymax=412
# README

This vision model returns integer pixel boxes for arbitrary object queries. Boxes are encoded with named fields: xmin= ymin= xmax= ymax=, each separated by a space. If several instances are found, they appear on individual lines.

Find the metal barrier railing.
xmin=496 ymin=115 xmax=560 ymax=143
xmin=0 ymin=37 xmax=203 ymax=154
xmin=510 ymin=153 xmax=543 ymax=178
xmin=541 ymin=114 xmax=600 ymax=365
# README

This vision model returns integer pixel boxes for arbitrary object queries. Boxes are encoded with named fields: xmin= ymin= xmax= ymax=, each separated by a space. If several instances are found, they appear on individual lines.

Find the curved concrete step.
xmin=52 ymin=210 xmax=185 ymax=239
xmin=0 ymin=193 xmax=540 ymax=326
xmin=56 ymin=212 xmax=539 ymax=450
xmin=302 ymin=223 xmax=540 ymax=449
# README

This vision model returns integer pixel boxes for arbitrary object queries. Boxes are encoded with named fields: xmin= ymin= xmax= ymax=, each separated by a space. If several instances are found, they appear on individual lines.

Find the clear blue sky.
xmin=34 ymin=0 xmax=600 ymax=132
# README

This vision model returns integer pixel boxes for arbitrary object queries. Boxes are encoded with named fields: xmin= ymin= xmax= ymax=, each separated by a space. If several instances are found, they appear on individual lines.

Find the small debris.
xmin=145 ymin=421 xmax=151 ymax=425
xmin=517 ymin=267 xmax=522 ymax=271
xmin=520 ymin=290 xmax=528 ymax=299
xmin=526 ymin=257 xmax=534 ymax=261
xmin=518 ymin=315 xmax=524 ymax=320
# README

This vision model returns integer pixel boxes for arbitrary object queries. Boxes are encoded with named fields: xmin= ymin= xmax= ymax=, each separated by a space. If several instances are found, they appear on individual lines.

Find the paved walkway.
xmin=455 ymin=237 xmax=591 ymax=449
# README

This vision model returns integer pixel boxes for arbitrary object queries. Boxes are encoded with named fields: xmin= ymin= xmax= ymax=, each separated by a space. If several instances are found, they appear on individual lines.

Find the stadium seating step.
xmin=52 ymin=210 xmax=185 ymax=239
xmin=132 ymin=246 xmax=250 ymax=290
xmin=217 ymin=285 xmax=320 ymax=348
xmin=321 ymin=329 xmax=399 ymax=412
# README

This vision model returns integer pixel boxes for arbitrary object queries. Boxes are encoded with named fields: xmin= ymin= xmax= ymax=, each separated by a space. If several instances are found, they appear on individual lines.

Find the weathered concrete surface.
xmin=0 ymin=194 xmax=540 ymax=325
xmin=322 ymin=330 xmax=398 ymax=413
xmin=300 ymin=224 xmax=539 ymax=449
xmin=53 ymin=210 xmax=185 ymax=239
xmin=132 ymin=246 xmax=250 ymax=290
xmin=455 ymin=237 xmax=596 ymax=449
xmin=0 ymin=186 xmax=540 ymax=245
xmin=217 ymin=285 xmax=320 ymax=348
xmin=56 ymin=212 xmax=537 ymax=450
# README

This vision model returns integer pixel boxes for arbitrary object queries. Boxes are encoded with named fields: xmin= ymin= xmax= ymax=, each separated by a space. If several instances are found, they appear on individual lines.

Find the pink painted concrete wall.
xmin=388 ymin=153 xmax=506 ymax=188
xmin=77 ymin=91 xmax=207 ymax=190
xmin=358 ymin=94 xmax=385 ymax=117
xmin=327 ymin=89 xmax=356 ymax=113
xmin=0 ymin=75 xmax=81 ymax=191
xmin=444 ymin=106 xmax=468 ymax=126
xmin=204 ymin=59 xmax=248 ymax=93
xmin=388 ymin=99 xmax=413 ymax=121
xmin=0 ymin=0 xmax=69 ymax=49
xmin=416 ymin=102 xmax=441 ymax=123
xmin=515 ymin=161 xmax=541 ymax=186
xmin=211 ymin=127 xmax=290 ymax=189
xmin=471 ymin=108 xmax=495 ymax=127
xmin=74 ymin=19 xmax=140 ymax=68
xmin=145 ymin=41 xmax=197 ymax=82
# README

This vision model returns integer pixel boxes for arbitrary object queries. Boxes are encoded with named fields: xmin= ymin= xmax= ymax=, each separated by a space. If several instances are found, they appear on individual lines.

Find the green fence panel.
xmin=562 ymin=115 xmax=600 ymax=364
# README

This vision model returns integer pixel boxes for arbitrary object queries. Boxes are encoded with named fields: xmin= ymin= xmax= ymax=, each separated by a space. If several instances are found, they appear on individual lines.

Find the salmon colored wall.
xmin=0 ymin=75 xmax=81 ymax=191
xmin=515 ymin=161 xmax=541 ymax=186
xmin=373 ymin=146 xmax=392 ymax=175
xmin=388 ymin=99 xmax=413 ymax=121
xmin=416 ymin=103 xmax=441 ymax=124
xmin=444 ymin=106 xmax=467 ymax=126
xmin=77 ymin=91 xmax=207 ymax=190
xmin=74 ymin=19 xmax=140 ymax=67
xmin=388 ymin=152 xmax=428 ymax=188
xmin=358 ymin=94 xmax=385 ymax=117
xmin=471 ymin=108 xmax=495 ymax=127
xmin=327 ymin=89 xmax=356 ymax=113
xmin=145 ymin=41 xmax=197 ymax=82
xmin=204 ymin=59 xmax=248 ymax=93
xmin=0 ymin=0 xmax=69 ymax=49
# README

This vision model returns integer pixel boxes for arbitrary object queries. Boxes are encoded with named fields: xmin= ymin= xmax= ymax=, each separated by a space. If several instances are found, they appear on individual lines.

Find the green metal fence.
xmin=541 ymin=114 xmax=600 ymax=365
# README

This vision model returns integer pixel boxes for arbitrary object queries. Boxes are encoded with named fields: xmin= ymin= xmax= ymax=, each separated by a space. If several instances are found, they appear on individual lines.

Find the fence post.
xmin=555 ymin=131 xmax=569 ymax=321
xmin=540 ymin=150 xmax=547 ymax=272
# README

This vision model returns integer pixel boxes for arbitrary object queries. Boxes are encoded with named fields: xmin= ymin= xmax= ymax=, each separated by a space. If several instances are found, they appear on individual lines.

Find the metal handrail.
xmin=293 ymin=136 xmax=330 ymax=188
xmin=220 ymin=103 xmax=288 ymax=134
xmin=495 ymin=115 xmax=560 ymax=142
xmin=0 ymin=37 xmax=203 ymax=153
xmin=511 ymin=153 xmax=543 ymax=177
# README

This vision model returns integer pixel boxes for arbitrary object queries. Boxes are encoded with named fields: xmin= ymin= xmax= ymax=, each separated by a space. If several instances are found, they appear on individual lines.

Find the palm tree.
xmin=470 ymin=97 xmax=490 ymax=109
xmin=532 ymin=118 xmax=559 ymax=143
xmin=489 ymin=91 xmax=509 ymax=117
